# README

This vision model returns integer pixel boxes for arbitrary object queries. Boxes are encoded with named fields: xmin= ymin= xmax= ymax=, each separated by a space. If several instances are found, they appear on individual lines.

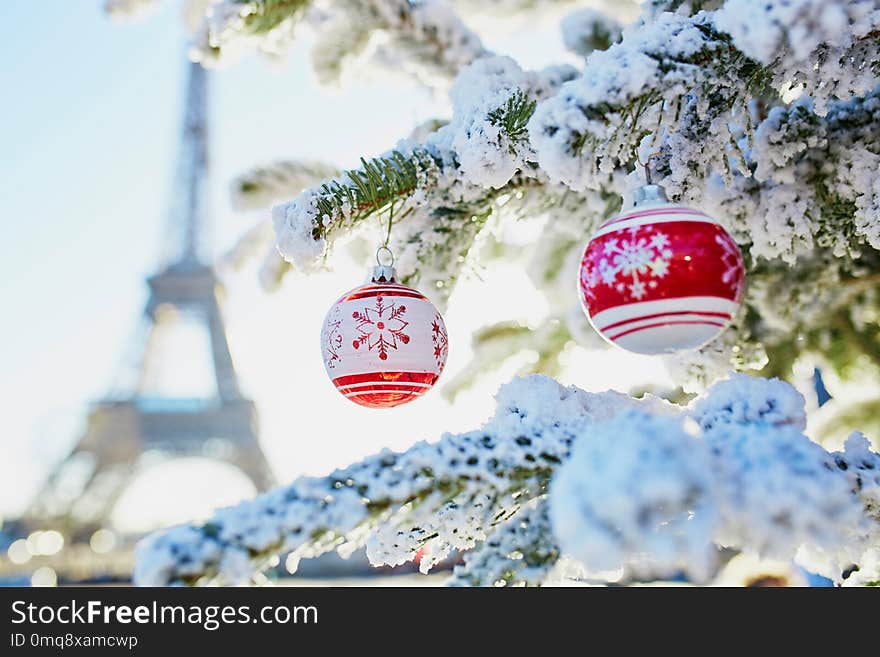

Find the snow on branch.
xmin=190 ymin=0 xmax=487 ymax=83
xmin=448 ymin=501 xmax=560 ymax=587
xmin=135 ymin=375 xmax=657 ymax=585
xmin=529 ymin=1 xmax=880 ymax=191
xmin=270 ymin=56 xmax=576 ymax=296
xmin=714 ymin=0 xmax=880 ymax=113
xmin=529 ymin=11 xmax=768 ymax=190
xmin=257 ymin=0 xmax=880 ymax=396
xmin=104 ymin=0 xmax=161 ymax=20
xmin=561 ymin=8 xmax=623 ymax=58
xmin=271 ymin=148 xmax=436 ymax=272
xmin=662 ymin=86 xmax=880 ymax=271
xmin=231 ymin=159 xmax=340 ymax=211
xmin=135 ymin=373 xmax=880 ymax=586
xmin=551 ymin=410 xmax=721 ymax=581
xmin=750 ymin=89 xmax=880 ymax=254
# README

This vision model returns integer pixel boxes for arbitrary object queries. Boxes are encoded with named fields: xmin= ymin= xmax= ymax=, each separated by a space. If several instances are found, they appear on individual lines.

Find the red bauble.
xmin=321 ymin=276 xmax=448 ymax=408
xmin=578 ymin=185 xmax=745 ymax=355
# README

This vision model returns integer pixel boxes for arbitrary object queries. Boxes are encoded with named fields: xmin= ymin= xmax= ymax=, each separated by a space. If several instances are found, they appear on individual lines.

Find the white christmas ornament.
xmin=321 ymin=255 xmax=448 ymax=408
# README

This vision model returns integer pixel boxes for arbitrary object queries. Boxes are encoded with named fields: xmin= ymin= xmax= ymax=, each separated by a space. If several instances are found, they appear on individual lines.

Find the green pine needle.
xmin=488 ymin=91 xmax=538 ymax=152
xmin=312 ymin=150 xmax=424 ymax=239
xmin=235 ymin=0 xmax=311 ymax=35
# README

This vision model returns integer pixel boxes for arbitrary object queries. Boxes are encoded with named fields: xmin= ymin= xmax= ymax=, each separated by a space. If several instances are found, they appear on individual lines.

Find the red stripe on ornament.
xmin=355 ymin=285 xmax=423 ymax=294
xmin=600 ymin=207 xmax=709 ymax=229
xmin=342 ymin=287 xmax=429 ymax=302
xmin=608 ymin=319 xmax=727 ymax=341
xmin=331 ymin=371 xmax=440 ymax=388
xmin=345 ymin=391 xmax=423 ymax=408
xmin=597 ymin=310 xmax=732 ymax=332
xmin=345 ymin=389 xmax=424 ymax=398
xmin=337 ymin=381 xmax=435 ymax=391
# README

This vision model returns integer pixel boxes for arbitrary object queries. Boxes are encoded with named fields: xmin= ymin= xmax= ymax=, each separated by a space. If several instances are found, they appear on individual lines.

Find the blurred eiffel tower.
xmin=20 ymin=62 xmax=275 ymax=544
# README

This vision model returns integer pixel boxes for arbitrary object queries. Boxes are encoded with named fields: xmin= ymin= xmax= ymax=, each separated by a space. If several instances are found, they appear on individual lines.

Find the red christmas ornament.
xmin=578 ymin=184 xmax=745 ymax=355
xmin=321 ymin=260 xmax=448 ymax=408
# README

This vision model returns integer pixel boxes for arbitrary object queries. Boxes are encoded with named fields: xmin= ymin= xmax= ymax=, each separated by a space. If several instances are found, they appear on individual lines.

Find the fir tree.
xmin=110 ymin=0 xmax=880 ymax=587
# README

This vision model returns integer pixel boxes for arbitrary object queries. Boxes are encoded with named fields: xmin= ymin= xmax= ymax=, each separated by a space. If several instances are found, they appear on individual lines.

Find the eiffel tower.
xmin=21 ymin=62 xmax=275 ymax=543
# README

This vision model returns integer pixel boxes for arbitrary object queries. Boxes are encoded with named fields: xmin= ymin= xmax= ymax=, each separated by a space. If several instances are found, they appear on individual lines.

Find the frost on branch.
xmin=690 ymin=376 xmax=877 ymax=582
xmin=529 ymin=11 xmax=753 ymax=190
xmin=136 ymin=374 xmax=880 ymax=586
xmin=447 ymin=56 xmax=539 ymax=189
xmin=561 ymin=8 xmax=623 ymax=58
xmin=547 ymin=375 xmax=880 ymax=585
xmin=746 ymin=90 xmax=880 ymax=257
xmin=190 ymin=0 xmax=487 ymax=84
xmin=449 ymin=502 xmax=560 ymax=587
xmin=715 ymin=0 xmax=880 ymax=114
xmin=231 ymin=160 xmax=339 ymax=212
xmin=235 ymin=1 xmax=880 ymax=394
xmin=104 ymin=0 xmax=160 ymax=20
xmin=707 ymin=424 xmax=862 ymax=562
xmin=688 ymin=373 xmax=807 ymax=432
xmin=269 ymin=56 xmax=573 ymax=297
xmin=134 ymin=375 xmax=664 ymax=585
xmin=810 ymin=432 xmax=880 ymax=585
xmin=550 ymin=410 xmax=719 ymax=582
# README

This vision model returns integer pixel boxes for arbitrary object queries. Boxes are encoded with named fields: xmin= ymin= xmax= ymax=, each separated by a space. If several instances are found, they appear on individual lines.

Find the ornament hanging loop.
xmin=372 ymin=245 xmax=397 ymax=283
xmin=376 ymin=245 xmax=395 ymax=267
xmin=633 ymin=150 xmax=668 ymax=208
xmin=636 ymin=150 xmax=664 ymax=185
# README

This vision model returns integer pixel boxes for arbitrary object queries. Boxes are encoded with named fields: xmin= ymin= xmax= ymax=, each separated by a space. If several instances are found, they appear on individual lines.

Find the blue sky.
xmin=0 ymin=1 xmax=442 ymax=518
xmin=1 ymin=4 xmax=186 ymax=512
xmin=0 ymin=2 xmax=671 ymax=528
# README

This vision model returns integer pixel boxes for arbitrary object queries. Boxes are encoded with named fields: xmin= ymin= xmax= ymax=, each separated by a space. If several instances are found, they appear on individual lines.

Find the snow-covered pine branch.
xmin=189 ymin=0 xmax=487 ymax=84
xmin=104 ymin=0 xmax=161 ymax=20
xmin=231 ymin=159 xmax=340 ymax=211
xmin=259 ymin=1 xmax=880 ymax=394
xmin=116 ymin=0 xmax=880 ymax=586
xmin=270 ymin=56 xmax=579 ymax=298
xmin=222 ymin=160 xmax=341 ymax=290
xmin=134 ymin=375 xmax=660 ymax=585
xmin=448 ymin=502 xmax=560 ymax=587
xmin=135 ymin=374 xmax=880 ymax=586
xmin=561 ymin=8 xmax=624 ymax=58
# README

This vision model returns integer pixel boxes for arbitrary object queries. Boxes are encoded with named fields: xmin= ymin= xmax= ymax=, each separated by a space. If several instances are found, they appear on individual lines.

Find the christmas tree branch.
xmin=270 ymin=58 xmax=561 ymax=290
xmin=135 ymin=374 xmax=880 ymax=586
xmin=561 ymin=7 xmax=624 ymax=58
xmin=135 ymin=376 xmax=653 ymax=585
xmin=229 ymin=0 xmax=309 ymax=34
xmin=191 ymin=0 xmax=487 ymax=82
xmin=104 ymin=0 xmax=160 ymax=20
xmin=449 ymin=501 xmax=561 ymax=587
xmin=528 ymin=12 xmax=773 ymax=190
xmin=231 ymin=159 xmax=340 ymax=211
xmin=190 ymin=0 xmax=310 ymax=63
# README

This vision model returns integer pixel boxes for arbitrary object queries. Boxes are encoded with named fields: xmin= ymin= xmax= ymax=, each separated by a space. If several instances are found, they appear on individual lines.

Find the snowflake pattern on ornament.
xmin=431 ymin=314 xmax=448 ymax=369
xmin=587 ymin=226 xmax=673 ymax=301
xmin=352 ymin=296 xmax=410 ymax=361
xmin=716 ymin=233 xmax=746 ymax=299
xmin=324 ymin=305 xmax=344 ymax=369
